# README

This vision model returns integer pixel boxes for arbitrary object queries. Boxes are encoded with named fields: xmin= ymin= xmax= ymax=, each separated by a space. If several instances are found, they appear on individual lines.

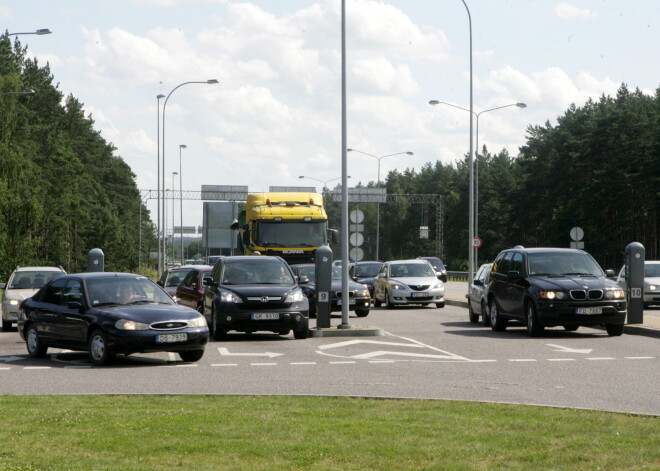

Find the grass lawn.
xmin=0 ymin=395 xmax=657 ymax=470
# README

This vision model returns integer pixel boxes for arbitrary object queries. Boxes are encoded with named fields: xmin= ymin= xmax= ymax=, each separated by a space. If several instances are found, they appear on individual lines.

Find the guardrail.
xmin=447 ymin=271 xmax=469 ymax=282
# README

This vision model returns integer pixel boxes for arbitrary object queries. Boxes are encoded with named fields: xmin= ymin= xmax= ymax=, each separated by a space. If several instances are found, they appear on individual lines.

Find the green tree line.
xmin=0 ymin=37 xmax=155 ymax=279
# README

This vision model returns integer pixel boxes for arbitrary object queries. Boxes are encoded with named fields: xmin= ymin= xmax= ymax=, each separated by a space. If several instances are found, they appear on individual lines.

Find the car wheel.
xmin=468 ymin=303 xmax=479 ymax=323
xmin=480 ymin=301 xmax=491 ymax=326
xmin=435 ymin=302 xmax=445 ymax=308
xmin=212 ymin=309 xmax=227 ymax=341
xmin=178 ymin=349 xmax=204 ymax=362
xmin=355 ymin=309 xmax=369 ymax=317
xmin=88 ymin=330 xmax=113 ymax=366
xmin=489 ymin=302 xmax=508 ymax=332
xmin=563 ymin=325 xmax=579 ymax=332
xmin=26 ymin=324 xmax=47 ymax=358
xmin=606 ymin=323 xmax=624 ymax=336
xmin=373 ymin=293 xmax=382 ymax=307
xmin=2 ymin=320 xmax=12 ymax=331
xmin=385 ymin=291 xmax=394 ymax=310
xmin=278 ymin=329 xmax=291 ymax=336
xmin=525 ymin=302 xmax=544 ymax=337
xmin=293 ymin=327 xmax=308 ymax=339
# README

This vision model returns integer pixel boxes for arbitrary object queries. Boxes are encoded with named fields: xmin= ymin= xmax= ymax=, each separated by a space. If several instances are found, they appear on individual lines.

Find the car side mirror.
xmin=0 ymin=283 xmax=6 ymax=290
xmin=157 ymin=280 xmax=164 ymax=287
xmin=473 ymin=279 xmax=483 ymax=287
xmin=203 ymin=278 xmax=217 ymax=287
xmin=351 ymin=275 xmax=358 ymax=282
xmin=605 ymin=269 xmax=616 ymax=278
xmin=298 ymin=275 xmax=309 ymax=284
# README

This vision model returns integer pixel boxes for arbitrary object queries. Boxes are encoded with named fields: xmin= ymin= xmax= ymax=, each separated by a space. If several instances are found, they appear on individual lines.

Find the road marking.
xmin=318 ymin=339 xmax=424 ymax=350
xmin=218 ymin=347 xmax=283 ymax=358
xmin=329 ymin=361 xmax=356 ymax=364
xmin=24 ymin=366 xmax=50 ymax=370
xmin=548 ymin=358 xmax=576 ymax=362
xmin=509 ymin=359 xmax=537 ymax=362
xmin=546 ymin=344 xmax=593 ymax=354
xmin=0 ymin=367 xmax=10 ymax=370
xmin=212 ymin=363 xmax=238 ymax=367
xmin=352 ymin=350 xmax=465 ymax=361
xmin=172 ymin=364 xmax=198 ymax=367
xmin=290 ymin=362 xmax=317 ymax=365
xmin=0 ymin=355 xmax=23 ymax=363
xmin=250 ymin=362 xmax=277 ymax=366
xmin=586 ymin=357 xmax=615 ymax=361
xmin=625 ymin=356 xmax=654 ymax=360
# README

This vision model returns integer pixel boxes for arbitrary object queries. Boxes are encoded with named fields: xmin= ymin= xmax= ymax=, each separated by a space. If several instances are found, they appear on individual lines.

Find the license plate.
xmin=156 ymin=333 xmax=187 ymax=343
xmin=337 ymin=299 xmax=356 ymax=305
xmin=411 ymin=292 xmax=428 ymax=298
xmin=252 ymin=313 xmax=279 ymax=320
xmin=576 ymin=307 xmax=602 ymax=315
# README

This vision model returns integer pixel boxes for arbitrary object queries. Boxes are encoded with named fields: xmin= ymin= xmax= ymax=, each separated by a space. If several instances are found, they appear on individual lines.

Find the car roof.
xmin=13 ymin=266 xmax=65 ymax=272
xmin=388 ymin=259 xmax=430 ymax=264
xmin=52 ymin=272 xmax=149 ymax=280
xmin=168 ymin=265 xmax=209 ymax=271
xmin=502 ymin=247 xmax=585 ymax=254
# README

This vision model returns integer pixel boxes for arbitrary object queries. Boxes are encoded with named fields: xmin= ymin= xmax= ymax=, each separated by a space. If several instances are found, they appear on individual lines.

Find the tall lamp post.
xmin=179 ymin=144 xmax=186 ymax=266
xmin=156 ymin=94 xmax=165 ymax=275
xmin=160 ymin=79 xmax=218 ymax=276
xmin=429 ymin=100 xmax=526 ymax=265
xmin=346 ymin=149 xmax=413 ymax=260
xmin=171 ymin=172 xmax=178 ymax=263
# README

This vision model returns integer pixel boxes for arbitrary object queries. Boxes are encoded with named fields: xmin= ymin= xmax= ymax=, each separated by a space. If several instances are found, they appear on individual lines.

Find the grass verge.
xmin=0 ymin=395 xmax=657 ymax=470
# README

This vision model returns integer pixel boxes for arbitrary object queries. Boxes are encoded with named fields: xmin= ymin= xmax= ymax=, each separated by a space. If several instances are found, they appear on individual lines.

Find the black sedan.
xmin=18 ymin=273 xmax=209 ymax=365
xmin=291 ymin=264 xmax=372 ymax=318
xmin=202 ymin=256 xmax=309 ymax=339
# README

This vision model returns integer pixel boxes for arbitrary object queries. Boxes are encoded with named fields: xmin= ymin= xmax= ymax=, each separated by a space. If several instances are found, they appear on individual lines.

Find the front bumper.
xmin=536 ymin=300 xmax=627 ymax=327
xmin=330 ymin=296 xmax=372 ymax=312
xmin=215 ymin=304 xmax=309 ymax=334
xmin=106 ymin=327 xmax=209 ymax=355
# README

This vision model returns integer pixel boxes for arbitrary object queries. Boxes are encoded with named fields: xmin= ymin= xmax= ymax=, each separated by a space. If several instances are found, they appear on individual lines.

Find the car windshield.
xmin=222 ymin=261 xmax=294 ymax=285
xmin=353 ymin=263 xmax=381 ymax=277
xmin=390 ymin=263 xmax=435 ymax=278
xmin=645 ymin=263 xmax=660 ymax=277
xmin=165 ymin=270 xmax=191 ymax=287
xmin=87 ymin=277 xmax=173 ymax=306
xmin=421 ymin=257 xmax=444 ymax=269
xmin=9 ymin=271 xmax=63 ymax=290
xmin=527 ymin=253 xmax=604 ymax=277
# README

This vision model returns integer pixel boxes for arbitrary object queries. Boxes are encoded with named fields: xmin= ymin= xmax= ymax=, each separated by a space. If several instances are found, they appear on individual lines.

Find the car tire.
xmin=563 ymin=325 xmax=579 ymax=332
xmin=278 ymin=329 xmax=291 ymax=336
xmin=480 ymin=301 xmax=491 ymax=326
xmin=525 ymin=302 xmax=544 ymax=337
xmin=468 ymin=303 xmax=479 ymax=323
xmin=436 ymin=302 xmax=445 ymax=308
xmin=293 ymin=327 xmax=308 ymax=339
xmin=212 ymin=309 xmax=227 ymax=341
xmin=179 ymin=349 xmax=204 ymax=362
xmin=385 ymin=291 xmax=394 ymax=310
xmin=26 ymin=324 xmax=47 ymax=358
xmin=355 ymin=309 xmax=369 ymax=317
xmin=88 ymin=330 xmax=113 ymax=366
xmin=489 ymin=302 xmax=508 ymax=332
xmin=2 ymin=320 xmax=12 ymax=332
xmin=606 ymin=323 xmax=624 ymax=336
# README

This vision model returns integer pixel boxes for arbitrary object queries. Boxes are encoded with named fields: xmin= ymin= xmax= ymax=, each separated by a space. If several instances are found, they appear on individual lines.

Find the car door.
xmin=507 ymin=251 xmax=527 ymax=320
xmin=31 ymin=277 xmax=68 ymax=344
xmin=373 ymin=263 xmax=389 ymax=302
xmin=176 ymin=269 xmax=198 ymax=309
xmin=57 ymin=279 xmax=89 ymax=348
xmin=489 ymin=251 xmax=512 ymax=315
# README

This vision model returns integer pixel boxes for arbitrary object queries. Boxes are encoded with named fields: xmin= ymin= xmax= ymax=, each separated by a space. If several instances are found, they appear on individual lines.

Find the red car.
xmin=175 ymin=266 xmax=213 ymax=313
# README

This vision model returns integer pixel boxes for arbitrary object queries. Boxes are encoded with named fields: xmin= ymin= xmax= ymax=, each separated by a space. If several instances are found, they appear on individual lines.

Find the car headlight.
xmin=285 ymin=290 xmax=305 ymax=303
xmin=188 ymin=317 xmax=208 ymax=328
xmin=539 ymin=290 xmax=565 ymax=300
xmin=220 ymin=291 xmax=243 ymax=303
xmin=115 ymin=319 xmax=150 ymax=330
xmin=8 ymin=299 xmax=19 ymax=306
xmin=604 ymin=289 xmax=625 ymax=299
xmin=358 ymin=289 xmax=370 ymax=297
xmin=389 ymin=283 xmax=404 ymax=290
xmin=649 ymin=284 xmax=657 ymax=291
xmin=431 ymin=282 xmax=443 ymax=290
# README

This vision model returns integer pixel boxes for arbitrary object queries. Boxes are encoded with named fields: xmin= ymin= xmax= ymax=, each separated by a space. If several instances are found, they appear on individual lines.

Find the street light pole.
xmin=172 ymin=172 xmax=178 ymax=263
xmin=161 ymin=79 xmax=218 ymax=275
xmin=428 ymin=100 xmax=526 ymax=266
xmin=346 ymin=149 xmax=413 ymax=260
xmin=156 ymin=94 xmax=165 ymax=276
xmin=179 ymin=144 xmax=186 ymax=265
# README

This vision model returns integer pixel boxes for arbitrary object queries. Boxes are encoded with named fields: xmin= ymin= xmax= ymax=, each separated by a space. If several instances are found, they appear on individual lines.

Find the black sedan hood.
xmin=95 ymin=303 xmax=201 ymax=322
xmin=531 ymin=275 xmax=620 ymax=291
xmin=224 ymin=285 xmax=298 ymax=298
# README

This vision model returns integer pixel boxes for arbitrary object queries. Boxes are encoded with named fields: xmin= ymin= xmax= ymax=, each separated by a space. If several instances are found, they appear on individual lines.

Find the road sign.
xmin=349 ymin=247 xmax=364 ymax=261
xmin=473 ymin=237 xmax=482 ymax=248
xmin=349 ymin=232 xmax=364 ymax=246
xmin=570 ymin=227 xmax=584 ymax=241
xmin=350 ymin=209 xmax=364 ymax=223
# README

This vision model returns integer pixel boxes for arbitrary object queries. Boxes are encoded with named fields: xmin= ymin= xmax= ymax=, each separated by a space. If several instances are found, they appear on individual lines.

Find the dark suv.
xmin=487 ymin=247 xmax=626 ymax=337
xmin=202 ymin=256 xmax=309 ymax=340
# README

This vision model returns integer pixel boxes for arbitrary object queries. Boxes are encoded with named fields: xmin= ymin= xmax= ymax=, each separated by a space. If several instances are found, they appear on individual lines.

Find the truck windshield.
xmin=255 ymin=221 xmax=327 ymax=247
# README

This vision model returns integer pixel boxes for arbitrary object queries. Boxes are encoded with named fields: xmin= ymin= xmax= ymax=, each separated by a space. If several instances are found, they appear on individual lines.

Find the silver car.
xmin=616 ymin=261 xmax=660 ymax=308
xmin=1 ymin=266 xmax=66 ymax=331
xmin=373 ymin=260 xmax=445 ymax=309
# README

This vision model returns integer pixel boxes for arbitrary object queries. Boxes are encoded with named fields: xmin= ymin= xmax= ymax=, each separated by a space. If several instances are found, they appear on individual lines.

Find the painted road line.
xmin=509 ymin=359 xmax=537 ymax=362
xmin=548 ymin=358 xmax=576 ymax=362
xmin=586 ymin=357 xmax=616 ymax=361
xmin=212 ymin=363 xmax=238 ymax=367
xmin=290 ymin=362 xmax=317 ymax=365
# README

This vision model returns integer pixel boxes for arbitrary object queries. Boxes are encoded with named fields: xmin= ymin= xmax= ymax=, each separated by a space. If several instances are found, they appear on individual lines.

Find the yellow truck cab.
xmin=235 ymin=192 xmax=338 ymax=264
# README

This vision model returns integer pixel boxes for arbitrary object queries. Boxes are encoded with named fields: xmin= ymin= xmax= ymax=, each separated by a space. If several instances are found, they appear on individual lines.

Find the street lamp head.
xmin=180 ymin=144 xmax=187 ymax=149
xmin=207 ymin=79 xmax=219 ymax=84
xmin=406 ymin=151 xmax=414 ymax=156
xmin=157 ymin=94 xmax=165 ymax=99
xmin=36 ymin=29 xmax=52 ymax=35
xmin=428 ymin=100 xmax=440 ymax=106
xmin=516 ymin=102 xmax=527 ymax=108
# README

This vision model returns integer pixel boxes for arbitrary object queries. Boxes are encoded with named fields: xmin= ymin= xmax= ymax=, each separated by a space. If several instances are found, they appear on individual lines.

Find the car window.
xmin=527 ymin=252 xmax=603 ymax=276
xmin=42 ymin=278 xmax=67 ymax=304
xmin=63 ymin=280 xmax=83 ymax=305
xmin=86 ymin=277 xmax=173 ymax=306
xmin=645 ymin=263 xmax=660 ymax=277
xmin=182 ymin=270 xmax=197 ymax=286
xmin=510 ymin=252 xmax=523 ymax=273
xmin=493 ymin=252 xmax=511 ymax=274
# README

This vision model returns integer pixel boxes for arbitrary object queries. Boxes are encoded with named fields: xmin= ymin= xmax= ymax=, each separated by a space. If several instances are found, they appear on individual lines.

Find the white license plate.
xmin=411 ymin=292 xmax=428 ymax=298
xmin=156 ymin=333 xmax=188 ymax=343
xmin=337 ymin=299 xmax=356 ymax=305
xmin=252 ymin=313 xmax=280 ymax=320
xmin=576 ymin=307 xmax=602 ymax=315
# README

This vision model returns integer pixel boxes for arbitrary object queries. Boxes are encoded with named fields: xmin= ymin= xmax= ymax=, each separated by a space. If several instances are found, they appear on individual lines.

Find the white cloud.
xmin=555 ymin=3 xmax=598 ymax=21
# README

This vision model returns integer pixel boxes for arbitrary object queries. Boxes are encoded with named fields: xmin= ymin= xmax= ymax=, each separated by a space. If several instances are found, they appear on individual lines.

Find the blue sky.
xmin=2 ymin=0 xmax=658 ymax=229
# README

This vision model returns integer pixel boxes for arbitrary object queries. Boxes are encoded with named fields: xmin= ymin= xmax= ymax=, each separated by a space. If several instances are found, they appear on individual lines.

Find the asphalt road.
xmin=1 ymin=304 xmax=658 ymax=416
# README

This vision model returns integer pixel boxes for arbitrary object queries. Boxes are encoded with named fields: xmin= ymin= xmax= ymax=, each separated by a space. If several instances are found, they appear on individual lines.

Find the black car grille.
xmin=243 ymin=296 xmax=287 ymax=310
xmin=570 ymin=289 xmax=603 ymax=300
xmin=151 ymin=321 xmax=189 ymax=330
xmin=335 ymin=291 xmax=356 ymax=298
xmin=409 ymin=284 xmax=430 ymax=291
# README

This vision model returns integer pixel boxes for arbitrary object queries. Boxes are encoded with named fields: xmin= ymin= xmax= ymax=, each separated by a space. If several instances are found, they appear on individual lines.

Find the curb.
xmin=309 ymin=326 xmax=384 ymax=337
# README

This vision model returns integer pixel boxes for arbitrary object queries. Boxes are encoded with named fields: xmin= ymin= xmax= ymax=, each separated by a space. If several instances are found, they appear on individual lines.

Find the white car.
xmin=373 ymin=259 xmax=445 ymax=309
xmin=1 ymin=266 xmax=66 ymax=331
xmin=616 ymin=261 xmax=660 ymax=308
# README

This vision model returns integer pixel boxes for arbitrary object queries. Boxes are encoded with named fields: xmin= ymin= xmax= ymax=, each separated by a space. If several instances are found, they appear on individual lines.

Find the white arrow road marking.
xmin=217 ymin=347 xmax=283 ymax=358
xmin=352 ymin=350 xmax=467 ymax=360
xmin=546 ymin=344 xmax=593 ymax=354
xmin=318 ymin=339 xmax=424 ymax=350
xmin=0 ymin=355 xmax=23 ymax=363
